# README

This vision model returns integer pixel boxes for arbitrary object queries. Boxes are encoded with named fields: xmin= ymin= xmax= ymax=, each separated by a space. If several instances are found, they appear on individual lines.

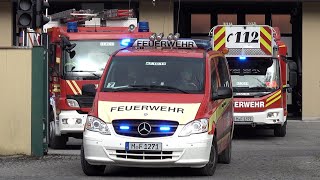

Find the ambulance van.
xmin=80 ymin=34 xmax=234 ymax=176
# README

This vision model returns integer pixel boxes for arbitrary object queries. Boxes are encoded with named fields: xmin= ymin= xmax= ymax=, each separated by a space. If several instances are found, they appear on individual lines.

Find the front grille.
xmin=67 ymin=95 xmax=94 ymax=108
xmin=112 ymin=120 xmax=179 ymax=138
xmin=112 ymin=150 xmax=176 ymax=160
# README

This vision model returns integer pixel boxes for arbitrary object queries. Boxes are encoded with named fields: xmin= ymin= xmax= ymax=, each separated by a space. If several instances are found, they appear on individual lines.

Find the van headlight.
xmin=85 ymin=116 xmax=111 ymax=135
xmin=179 ymin=118 xmax=208 ymax=137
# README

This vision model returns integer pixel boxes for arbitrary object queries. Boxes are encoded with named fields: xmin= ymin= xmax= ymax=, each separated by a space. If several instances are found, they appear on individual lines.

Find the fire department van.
xmin=80 ymin=34 xmax=234 ymax=176
xmin=210 ymin=24 xmax=298 ymax=137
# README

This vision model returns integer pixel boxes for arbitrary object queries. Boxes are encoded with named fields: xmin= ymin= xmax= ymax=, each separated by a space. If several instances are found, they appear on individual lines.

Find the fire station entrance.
xmin=174 ymin=1 xmax=302 ymax=119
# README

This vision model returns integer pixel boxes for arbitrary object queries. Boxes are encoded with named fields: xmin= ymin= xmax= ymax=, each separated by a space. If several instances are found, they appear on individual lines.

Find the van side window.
xmin=211 ymin=58 xmax=218 ymax=93
xmin=217 ymin=57 xmax=230 ymax=88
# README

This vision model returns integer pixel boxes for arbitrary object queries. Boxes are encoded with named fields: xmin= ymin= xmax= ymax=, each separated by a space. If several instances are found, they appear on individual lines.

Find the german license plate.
xmin=235 ymin=116 xmax=254 ymax=122
xmin=125 ymin=142 xmax=162 ymax=151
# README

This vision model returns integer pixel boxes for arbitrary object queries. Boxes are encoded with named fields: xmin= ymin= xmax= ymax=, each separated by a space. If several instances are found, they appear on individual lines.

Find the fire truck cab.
xmin=47 ymin=9 xmax=153 ymax=149
xmin=211 ymin=24 xmax=298 ymax=137
xmin=80 ymin=35 xmax=234 ymax=176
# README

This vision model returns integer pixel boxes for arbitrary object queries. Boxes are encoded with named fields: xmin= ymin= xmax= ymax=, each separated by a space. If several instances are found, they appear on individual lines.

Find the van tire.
xmin=274 ymin=121 xmax=287 ymax=137
xmin=196 ymin=137 xmax=218 ymax=176
xmin=218 ymin=134 xmax=232 ymax=164
xmin=81 ymin=146 xmax=106 ymax=176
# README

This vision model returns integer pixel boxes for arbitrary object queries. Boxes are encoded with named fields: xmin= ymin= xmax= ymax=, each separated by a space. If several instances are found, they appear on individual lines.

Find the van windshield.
xmin=228 ymin=57 xmax=280 ymax=92
xmin=102 ymin=56 xmax=205 ymax=94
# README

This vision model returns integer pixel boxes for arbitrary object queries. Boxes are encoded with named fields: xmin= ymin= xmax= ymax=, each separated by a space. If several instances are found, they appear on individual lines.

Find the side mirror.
xmin=212 ymin=87 xmax=233 ymax=100
xmin=69 ymin=50 xmax=76 ymax=59
xmin=82 ymin=84 xmax=97 ymax=97
xmin=288 ymin=60 xmax=298 ymax=87
xmin=61 ymin=36 xmax=77 ymax=59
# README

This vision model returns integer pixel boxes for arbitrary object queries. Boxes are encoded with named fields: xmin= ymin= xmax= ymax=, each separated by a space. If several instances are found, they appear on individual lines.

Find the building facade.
xmin=1 ymin=0 xmax=320 ymax=120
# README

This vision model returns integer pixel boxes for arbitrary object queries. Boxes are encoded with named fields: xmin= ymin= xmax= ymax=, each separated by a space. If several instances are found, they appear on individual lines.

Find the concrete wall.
xmin=0 ymin=0 xmax=12 ymax=46
xmin=0 ymin=48 xmax=32 ymax=155
xmin=139 ymin=0 xmax=174 ymax=36
xmin=302 ymin=2 xmax=320 ymax=120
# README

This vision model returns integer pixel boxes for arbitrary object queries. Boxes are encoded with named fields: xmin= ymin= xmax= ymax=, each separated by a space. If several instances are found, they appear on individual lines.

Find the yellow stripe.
xmin=72 ymin=80 xmax=82 ymax=94
xmin=260 ymin=38 xmax=272 ymax=53
xmin=214 ymin=36 xmax=226 ymax=51
xmin=260 ymin=27 xmax=272 ymax=42
xmin=217 ymin=132 xmax=231 ymax=145
xmin=266 ymin=95 xmax=281 ymax=107
xmin=208 ymin=98 xmax=232 ymax=132
xmin=66 ymin=80 xmax=78 ymax=95
xmin=266 ymin=90 xmax=281 ymax=102
xmin=214 ymin=27 xmax=225 ymax=41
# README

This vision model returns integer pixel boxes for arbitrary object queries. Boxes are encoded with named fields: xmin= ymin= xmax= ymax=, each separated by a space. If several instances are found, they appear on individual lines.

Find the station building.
xmin=1 ymin=0 xmax=320 ymax=120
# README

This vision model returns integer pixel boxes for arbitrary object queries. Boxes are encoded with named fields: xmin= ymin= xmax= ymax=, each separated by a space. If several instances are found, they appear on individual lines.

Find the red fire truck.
xmin=46 ymin=9 xmax=153 ymax=149
xmin=211 ymin=24 xmax=298 ymax=137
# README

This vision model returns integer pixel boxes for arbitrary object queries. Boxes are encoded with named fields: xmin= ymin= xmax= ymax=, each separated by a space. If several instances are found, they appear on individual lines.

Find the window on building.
xmin=246 ymin=14 xmax=265 ymax=25
xmin=191 ymin=14 xmax=211 ymax=34
xmin=272 ymin=14 xmax=292 ymax=34
xmin=218 ymin=14 xmax=237 ymax=25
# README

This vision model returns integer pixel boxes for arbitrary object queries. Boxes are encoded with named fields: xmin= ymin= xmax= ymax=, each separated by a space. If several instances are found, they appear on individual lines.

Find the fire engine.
xmin=46 ymin=9 xmax=153 ymax=149
xmin=211 ymin=24 xmax=298 ymax=137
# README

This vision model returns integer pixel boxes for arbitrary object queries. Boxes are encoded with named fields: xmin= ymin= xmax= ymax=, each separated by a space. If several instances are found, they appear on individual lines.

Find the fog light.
xmin=76 ymin=119 xmax=82 ymax=124
xmin=267 ymin=112 xmax=279 ymax=118
xmin=62 ymin=118 xmax=68 ymax=124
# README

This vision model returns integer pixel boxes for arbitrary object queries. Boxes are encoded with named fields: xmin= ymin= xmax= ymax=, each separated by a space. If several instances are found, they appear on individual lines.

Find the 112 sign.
xmin=225 ymin=27 xmax=261 ymax=48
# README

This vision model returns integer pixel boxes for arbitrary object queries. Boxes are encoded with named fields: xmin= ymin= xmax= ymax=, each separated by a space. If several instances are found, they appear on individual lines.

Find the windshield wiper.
xmin=68 ymin=70 xmax=101 ymax=78
xmin=108 ymin=85 xmax=189 ymax=94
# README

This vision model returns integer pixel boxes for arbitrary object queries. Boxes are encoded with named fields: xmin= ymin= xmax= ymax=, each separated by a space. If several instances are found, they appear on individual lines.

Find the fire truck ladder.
xmin=49 ymin=9 xmax=135 ymax=24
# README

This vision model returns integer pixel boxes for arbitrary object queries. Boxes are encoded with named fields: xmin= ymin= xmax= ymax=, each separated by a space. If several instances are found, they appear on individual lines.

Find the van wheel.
xmin=274 ymin=121 xmax=287 ymax=137
xmin=81 ymin=146 xmax=106 ymax=176
xmin=218 ymin=134 xmax=232 ymax=164
xmin=49 ymin=116 xmax=67 ymax=149
xmin=196 ymin=137 xmax=218 ymax=176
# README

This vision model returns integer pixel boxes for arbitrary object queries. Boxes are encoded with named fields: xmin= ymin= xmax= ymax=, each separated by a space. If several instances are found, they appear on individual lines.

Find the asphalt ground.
xmin=1 ymin=120 xmax=320 ymax=180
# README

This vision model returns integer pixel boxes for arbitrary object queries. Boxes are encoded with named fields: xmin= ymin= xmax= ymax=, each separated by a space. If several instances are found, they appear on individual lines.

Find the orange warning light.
xmin=221 ymin=48 xmax=229 ymax=54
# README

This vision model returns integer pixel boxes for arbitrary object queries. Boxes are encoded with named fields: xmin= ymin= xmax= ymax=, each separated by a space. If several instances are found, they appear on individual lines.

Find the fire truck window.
xmin=103 ymin=56 xmax=205 ymax=94
xmin=63 ymin=40 xmax=121 ymax=77
xmin=228 ymin=57 xmax=280 ymax=92
xmin=217 ymin=57 xmax=230 ymax=88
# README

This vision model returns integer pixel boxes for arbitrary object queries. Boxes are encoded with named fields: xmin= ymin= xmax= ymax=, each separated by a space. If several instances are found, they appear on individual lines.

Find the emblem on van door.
xmin=138 ymin=122 xmax=152 ymax=136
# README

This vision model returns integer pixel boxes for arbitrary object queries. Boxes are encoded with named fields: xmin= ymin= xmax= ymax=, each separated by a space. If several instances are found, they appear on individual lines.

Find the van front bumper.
xmin=83 ymin=125 xmax=213 ymax=168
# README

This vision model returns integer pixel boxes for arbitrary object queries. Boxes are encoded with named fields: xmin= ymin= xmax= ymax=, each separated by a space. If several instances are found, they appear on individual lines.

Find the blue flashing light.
xmin=239 ymin=56 xmax=247 ymax=60
xmin=67 ymin=22 xmax=78 ymax=33
xmin=120 ymin=39 xmax=131 ymax=47
xmin=120 ymin=125 xmax=130 ymax=130
xmin=159 ymin=126 xmax=171 ymax=131
xmin=138 ymin=21 xmax=150 ymax=32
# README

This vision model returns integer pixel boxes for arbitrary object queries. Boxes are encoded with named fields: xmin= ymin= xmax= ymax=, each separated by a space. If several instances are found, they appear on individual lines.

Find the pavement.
xmin=0 ymin=120 xmax=320 ymax=180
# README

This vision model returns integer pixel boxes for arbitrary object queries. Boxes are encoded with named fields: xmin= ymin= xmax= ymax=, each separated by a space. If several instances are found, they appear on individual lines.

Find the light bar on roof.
xmin=131 ymin=39 xmax=203 ymax=49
